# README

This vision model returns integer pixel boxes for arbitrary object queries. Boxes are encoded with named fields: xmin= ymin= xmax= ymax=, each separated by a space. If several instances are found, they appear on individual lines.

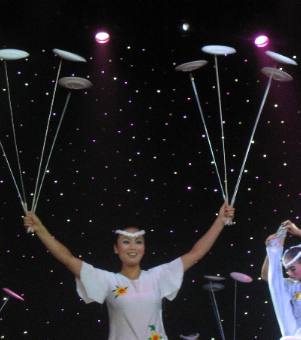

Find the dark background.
xmin=1 ymin=1 xmax=301 ymax=339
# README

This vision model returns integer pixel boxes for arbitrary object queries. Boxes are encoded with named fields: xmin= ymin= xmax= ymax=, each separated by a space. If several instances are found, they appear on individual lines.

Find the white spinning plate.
xmin=204 ymin=275 xmax=226 ymax=281
xmin=230 ymin=272 xmax=253 ymax=283
xmin=265 ymin=50 xmax=298 ymax=66
xmin=175 ymin=60 xmax=208 ymax=72
xmin=0 ymin=49 xmax=29 ymax=60
xmin=179 ymin=333 xmax=200 ymax=340
xmin=53 ymin=48 xmax=87 ymax=62
xmin=202 ymin=282 xmax=225 ymax=292
xmin=261 ymin=67 xmax=293 ymax=82
xmin=202 ymin=45 xmax=236 ymax=55
xmin=280 ymin=337 xmax=301 ymax=340
xmin=58 ymin=77 xmax=93 ymax=90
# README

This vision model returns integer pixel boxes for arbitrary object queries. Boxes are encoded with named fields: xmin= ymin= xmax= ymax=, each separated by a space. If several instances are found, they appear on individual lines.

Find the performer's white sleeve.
xmin=150 ymin=257 xmax=184 ymax=301
xmin=267 ymin=242 xmax=298 ymax=336
xmin=75 ymin=262 xmax=110 ymax=304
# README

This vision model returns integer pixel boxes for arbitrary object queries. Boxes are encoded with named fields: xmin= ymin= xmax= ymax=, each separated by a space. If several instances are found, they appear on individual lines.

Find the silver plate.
xmin=204 ymin=275 xmax=226 ymax=281
xmin=175 ymin=60 xmax=208 ymax=72
xmin=58 ymin=77 xmax=93 ymax=90
xmin=202 ymin=282 xmax=225 ymax=291
xmin=261 ymin=67 xmax=293 ymax=82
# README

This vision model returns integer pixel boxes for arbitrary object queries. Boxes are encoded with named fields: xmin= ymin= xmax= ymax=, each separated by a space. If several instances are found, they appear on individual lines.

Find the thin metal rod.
xmin=230 ymin=73 xmax=273 ymax=207
xmin=33 ymin=92 xmax=72 ymax=212
xmin=0 ymin=298 xmax=9 ymax=313
xmin=31 ymin=60 xmax=63 ymax=211
xmin=209 ymin=282 xmax=226 ymax=340
xmin=3 ymin=61 xmax=27 ymax=206
xmin=189 ymin=72 xmax=226 ymax=200
xmin=0 ymin=140 xmax=27 ymax=213
xmin=233 ymin=280 xmax=237 ymax=340
xmin=214 ymin=55 xmax=228 ymax=201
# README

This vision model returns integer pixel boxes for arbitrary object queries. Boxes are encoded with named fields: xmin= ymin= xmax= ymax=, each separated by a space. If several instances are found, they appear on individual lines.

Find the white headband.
xmin=115 ymin=229 xmax=145 ymax=238
xmin=282 ymin=245 xmax=301 ymax=269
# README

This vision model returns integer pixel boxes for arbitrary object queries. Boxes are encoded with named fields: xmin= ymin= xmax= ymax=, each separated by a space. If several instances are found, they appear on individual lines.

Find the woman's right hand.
xmin=23 ymin=212 xmax=45 ymax=234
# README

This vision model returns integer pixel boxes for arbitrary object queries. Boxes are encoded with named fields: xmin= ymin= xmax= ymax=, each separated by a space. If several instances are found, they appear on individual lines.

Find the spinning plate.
xmin=261 ymin=67 xmax=293 ymax=82
xmin=179 ymin=333 xmax=200 ymax=340
xmin=265 ymin=51 xmax=298 ymax=66
xmin=53 ymin=48 xmax=87 ymax=62
xmin=2 ymin=287 xmax=24 ymax=301
xmin=202 ymin=282 xmax=225 ymax=292
xmin=58 ymin=77 xmax=93 ymax=90
xmin=280 ymin=337 xmax=301 ymax=340
xmin=204 ymin=275 xmax=226 ymax=281
xmin=230 ymin=272 xmax=253 ymax=283
xmin=175 ymin=60 xmax=208 ymax=72
xmin=202 ymin=45 xmax=236 ymax=55
xmin=0 ymin=49 xmax=29 ymax=60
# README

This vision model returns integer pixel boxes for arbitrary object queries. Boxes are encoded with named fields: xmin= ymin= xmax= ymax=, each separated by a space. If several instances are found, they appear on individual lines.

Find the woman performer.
xmin=261 ymin=220 xmax=301 ymax=339
xmin=23 ymin=201 xmax=234 ymax=340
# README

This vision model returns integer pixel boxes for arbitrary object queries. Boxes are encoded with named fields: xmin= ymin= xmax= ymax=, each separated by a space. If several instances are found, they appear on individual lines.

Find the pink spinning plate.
xmin=2 ymin=287 xmax=24 ymax=301
xmin=230 ymin=272 xmax=253 ymax=283
xmin=261 ymin=67 xmax=293 ymax=82
xmin=175 ymin=60 xmax=208 ymax=72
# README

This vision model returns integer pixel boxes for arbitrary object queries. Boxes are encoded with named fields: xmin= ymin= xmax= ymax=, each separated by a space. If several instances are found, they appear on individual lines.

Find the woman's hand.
xmin=282 ymin=220 xmax=301 ymax=237
xmin=217 ymin=201 xmax=235 ymax=225
xmin=23 ymin=212 xmax=46 ymax=234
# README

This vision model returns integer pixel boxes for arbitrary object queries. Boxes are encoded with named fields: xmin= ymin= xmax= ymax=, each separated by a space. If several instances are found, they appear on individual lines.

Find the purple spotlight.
xmin=254 ymin=35 xmax=269 ymax=48
xmin=95 ymin=31 xmax=110 ymax=44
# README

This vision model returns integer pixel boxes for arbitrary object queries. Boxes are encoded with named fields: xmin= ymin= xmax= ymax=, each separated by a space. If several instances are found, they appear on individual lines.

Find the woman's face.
xmin=286 ymin=261 xmax=301 ymax=280
xmin=114 ymin=228 xmax=145 ymax=267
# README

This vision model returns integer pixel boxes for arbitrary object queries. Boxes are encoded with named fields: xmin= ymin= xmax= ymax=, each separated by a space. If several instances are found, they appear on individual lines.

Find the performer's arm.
xmin=23 ymin=212 xmax=82 ymax=277
xmin=261 ymin=221 xmax=301 ymax=281
xmin=261 ymin=256 xmax=269 ymax=281
xmin=181 ymin=201 xmax=235 ymax=272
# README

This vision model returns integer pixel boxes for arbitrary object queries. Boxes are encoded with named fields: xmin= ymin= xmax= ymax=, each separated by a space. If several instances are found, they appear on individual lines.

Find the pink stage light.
xmin=254 ymin=35 xmax=269 ymax=48
xmin=95 ymin=31 xmax=110 ymax=44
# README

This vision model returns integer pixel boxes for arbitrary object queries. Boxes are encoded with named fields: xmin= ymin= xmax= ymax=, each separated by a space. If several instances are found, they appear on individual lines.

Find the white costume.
xmin=76 ymin=257 xmax=184 ymax=340
xmin=267 ymin=239 xmax=301 ymax=338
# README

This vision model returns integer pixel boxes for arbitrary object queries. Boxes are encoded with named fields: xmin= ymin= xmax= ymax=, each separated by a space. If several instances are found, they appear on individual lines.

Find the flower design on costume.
xmin=294 ymin=291 xmax=301 ymax=301
xmin=148 ymin=325 xmax=163 ymax=340
xmin=112 ymin=285 xmax=128 ymax=298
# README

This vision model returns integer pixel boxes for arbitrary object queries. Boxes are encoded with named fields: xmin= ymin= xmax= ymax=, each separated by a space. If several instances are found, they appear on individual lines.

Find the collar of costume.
xmin=115 ymin=229 xmax=145 ymax=237
xmin=282 ymin=244 xmax=301 ymax=268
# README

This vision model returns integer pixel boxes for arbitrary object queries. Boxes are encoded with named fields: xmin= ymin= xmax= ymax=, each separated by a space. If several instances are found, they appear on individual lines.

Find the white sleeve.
xmin=151 ymin=257 xmax=184 ymax=301
xmin=267 ymin=243 xmax=298 ymax=336
xmin=75 ymin=262 xmax=111 ymax=304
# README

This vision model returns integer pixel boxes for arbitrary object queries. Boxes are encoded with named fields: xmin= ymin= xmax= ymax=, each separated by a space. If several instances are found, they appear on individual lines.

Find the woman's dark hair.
xmin=283 ymin=246 xmax=301 ymax=264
